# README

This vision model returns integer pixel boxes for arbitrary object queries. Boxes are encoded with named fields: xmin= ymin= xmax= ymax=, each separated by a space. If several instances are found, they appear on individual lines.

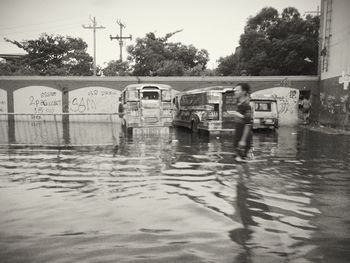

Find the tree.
xmin=0 ymin=58 xmax=35 ymax=76
xmin=217 ymin=7 xmax=319 ymax=76
xmin=217 ymin=54 xmax=239 ymax=76
xmin=126 ymin=31 xmax=209 ymax=76
xmin=4 ymin=33 xmax=93 ymax=76
xmin=102 ymin=60 xmax=131 ymax=76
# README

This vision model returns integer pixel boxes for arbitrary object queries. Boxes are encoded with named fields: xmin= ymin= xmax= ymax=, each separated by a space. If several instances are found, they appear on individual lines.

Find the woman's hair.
xmin=236 ymin=83 xmax=251 ymax=94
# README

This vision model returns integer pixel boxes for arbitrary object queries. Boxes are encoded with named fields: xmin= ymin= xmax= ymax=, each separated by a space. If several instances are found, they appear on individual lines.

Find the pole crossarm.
xmin=82 ymin=25 xmax=106 ymax=30
xmin=110 ymin=19 xmax=132 ymax=61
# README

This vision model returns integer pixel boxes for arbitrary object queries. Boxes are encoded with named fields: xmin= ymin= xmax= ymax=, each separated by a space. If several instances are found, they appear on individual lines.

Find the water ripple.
xmin=0 ymin=128 xmax=350 ymax=262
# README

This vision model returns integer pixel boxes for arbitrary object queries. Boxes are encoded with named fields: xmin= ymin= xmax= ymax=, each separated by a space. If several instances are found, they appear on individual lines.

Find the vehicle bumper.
xmin=253 ymin=118 xmax=278 ymax=129
xmin=200 ymin=121 xmax=235 ymax=134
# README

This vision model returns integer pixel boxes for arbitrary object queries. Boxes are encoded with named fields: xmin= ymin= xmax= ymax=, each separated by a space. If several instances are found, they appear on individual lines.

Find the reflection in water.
xmin=14 ymin=119 xmax=64 ymax=145
xmin=1 ymin=115 xmax=122 ymax=146
xmin=0 ymin=127 xmax=349 ymax=262
xmin=69 ymin=120 xmax=121 ymax=145
xmin=276 ymin=127 xmax=298 ymax=158
xmin=0 ymin=120 xmax=8 ymax=144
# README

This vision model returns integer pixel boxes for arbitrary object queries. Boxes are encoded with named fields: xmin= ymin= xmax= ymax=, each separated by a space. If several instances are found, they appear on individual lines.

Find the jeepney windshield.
xmin=127 ymin=90 xmax=139 ymax=101
xmin=161 ymin=90 xmax=171 ymax=101
xmin=223 ymin=90 xmax=237 ymax=111
xmin=207 ymin=91 xmax=221 ymax=103
xmin=141 ymin=91 xmax=159 ymax=100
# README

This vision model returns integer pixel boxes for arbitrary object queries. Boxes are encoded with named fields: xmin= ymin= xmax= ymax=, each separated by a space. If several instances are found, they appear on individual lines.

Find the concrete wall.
xmin=0 ymin=75 xmax=319 ymax=114
xmin=252 ymin=87 xmax=300 ymax=126
xmin=319 ymin=76 xmax=350 ymax=129
xmin=320 ymin=0 xmax=350 ymax=80
xmin=0 ymin=75 xmax=320 ymax=144
xmin=319 ymin=0 xmax=350 ymax=129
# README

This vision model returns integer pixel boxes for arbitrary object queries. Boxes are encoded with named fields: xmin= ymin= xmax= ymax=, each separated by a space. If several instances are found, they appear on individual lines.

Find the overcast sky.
xmin=0 ymin=0 xmax=320 ymax=68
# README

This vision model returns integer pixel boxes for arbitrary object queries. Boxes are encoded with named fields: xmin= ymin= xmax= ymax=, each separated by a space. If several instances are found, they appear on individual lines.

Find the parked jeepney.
xmin=118 ymin=84 xmax=175 ymax=132
xmin=172 ymin=86 xmax=238 ymax=133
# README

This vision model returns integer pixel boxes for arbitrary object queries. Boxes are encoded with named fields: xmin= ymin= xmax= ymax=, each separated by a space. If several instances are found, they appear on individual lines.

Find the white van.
xmin=250 ymin=96 xmax=279 ymax=130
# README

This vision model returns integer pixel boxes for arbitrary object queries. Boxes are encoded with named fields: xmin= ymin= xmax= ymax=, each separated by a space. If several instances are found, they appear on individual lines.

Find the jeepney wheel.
xmin=191 ymin=119 xmax=199 ymax=133
xmin=122 ymin=119 xmax=126 ymax=131
xmin=122 ymin=120 xmax=132 ymax=136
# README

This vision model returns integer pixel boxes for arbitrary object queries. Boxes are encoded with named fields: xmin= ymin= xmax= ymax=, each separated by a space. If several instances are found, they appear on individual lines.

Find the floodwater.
xmin=0 ymin=127 xmax=349 ymax=263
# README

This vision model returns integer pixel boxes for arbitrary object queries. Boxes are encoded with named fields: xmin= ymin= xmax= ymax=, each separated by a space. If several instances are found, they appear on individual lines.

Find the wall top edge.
xmin=0 ymin=75 xmax=319 ymax=81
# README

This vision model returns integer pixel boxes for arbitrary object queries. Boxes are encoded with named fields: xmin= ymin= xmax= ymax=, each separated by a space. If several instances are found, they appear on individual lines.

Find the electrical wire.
xmin=0 ymin=16 xmax=85 ymax=31
xmin=0 ymin=22 xmax=82 ymax=37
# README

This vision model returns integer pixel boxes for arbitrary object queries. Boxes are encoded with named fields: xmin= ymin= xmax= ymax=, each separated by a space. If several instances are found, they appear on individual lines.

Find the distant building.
xmin=0 ymin=53 xmax=25 ymax=63
xmin=318 ymin=0 xmax=350 ymax=128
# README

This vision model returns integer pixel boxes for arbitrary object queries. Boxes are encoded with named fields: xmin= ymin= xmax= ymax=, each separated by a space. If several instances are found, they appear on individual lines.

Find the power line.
xmin=0 ymin=23 xmax=82 ymax=37
xmin=82 ymin=16 xmax=105 ymax=76
xmin=0 ymin=17 xmax=84 ymax=31
xmin=0 ymin=24 xmax=82 ymax=46
xmin=110 ymin=19 xmax=132 ymax=61
xmin=303 ymin=5 xmax=321 ymax=17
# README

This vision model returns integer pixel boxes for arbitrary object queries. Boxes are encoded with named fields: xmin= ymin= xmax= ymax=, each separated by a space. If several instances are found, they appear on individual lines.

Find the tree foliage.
xmin=0 ymin=58 xmax=35 ymax=76
xmin=102 ymin=60 xmax=131 ymax=76
xmin=126 ymin=31 xmax=209 ymax=76
xmin=2 ymin=34 xmax=93 ymax=76
xmin=217 ymin=7 xmax=320 ymax=76
xmin=217 ymin=54 xmax=239 ymax=76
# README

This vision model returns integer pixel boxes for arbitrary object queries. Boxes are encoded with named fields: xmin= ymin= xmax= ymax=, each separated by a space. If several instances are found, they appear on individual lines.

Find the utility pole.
xmin=110 ymin=19 xmax=132 ymax=61
xmin=304 ymin=6 xmax=321 ymax=16
xmin=304 ymin=6 xmax=322 ymax=75
xmin=82 ymin=16 xmax=105 ymax=76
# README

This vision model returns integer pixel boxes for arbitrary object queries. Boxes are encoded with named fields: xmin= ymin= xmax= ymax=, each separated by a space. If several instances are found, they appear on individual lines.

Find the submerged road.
xmin=0 ymin=126 xmax=349 ymax=263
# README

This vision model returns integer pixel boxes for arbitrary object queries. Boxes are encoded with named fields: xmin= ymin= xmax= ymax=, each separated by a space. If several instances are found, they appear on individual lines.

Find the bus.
xmin=118 ymin=84 xmax=175 ymax=132
xmin=172 ymin=86 xmax=238 ymax=133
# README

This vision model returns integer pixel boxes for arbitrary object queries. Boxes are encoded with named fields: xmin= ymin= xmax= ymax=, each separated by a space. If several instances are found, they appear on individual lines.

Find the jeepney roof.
xmin=123 ymin=83 xmax=172 ymax=91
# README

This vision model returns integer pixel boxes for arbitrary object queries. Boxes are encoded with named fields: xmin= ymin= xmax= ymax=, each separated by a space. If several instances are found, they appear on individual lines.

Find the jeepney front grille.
xmin=144 ymin=117 xmax=159 ymax=123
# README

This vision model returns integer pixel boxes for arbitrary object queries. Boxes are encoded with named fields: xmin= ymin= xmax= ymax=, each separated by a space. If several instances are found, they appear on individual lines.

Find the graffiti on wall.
xmin=320 ymin=92 xmax=349 ymax=114
xmin=0 ymin=89 xmax=7 ymax=120
xmin=0 ymin=89 xmax=8 ymax=142
xmin=69 ymin=87 xmax=121 ymax=122
xmin=14 ymin=86 xmax=62 ymax=121
xmin=12 ymin=86 xmax=63 ymax=142
xmin=252 ymin=87 xmax=300 ymax=126
xmin=272 ymin=89 xmax=298 ymax=115
xmin=278 ymin=77 xmax=291 ymax=87
xmin=69 ymin=87 xmax=120 ymax=113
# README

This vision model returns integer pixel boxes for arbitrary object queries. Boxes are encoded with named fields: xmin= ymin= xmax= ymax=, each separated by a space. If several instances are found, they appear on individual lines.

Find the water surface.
xmin=0 ymin=127 xmax=349 ymax=263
